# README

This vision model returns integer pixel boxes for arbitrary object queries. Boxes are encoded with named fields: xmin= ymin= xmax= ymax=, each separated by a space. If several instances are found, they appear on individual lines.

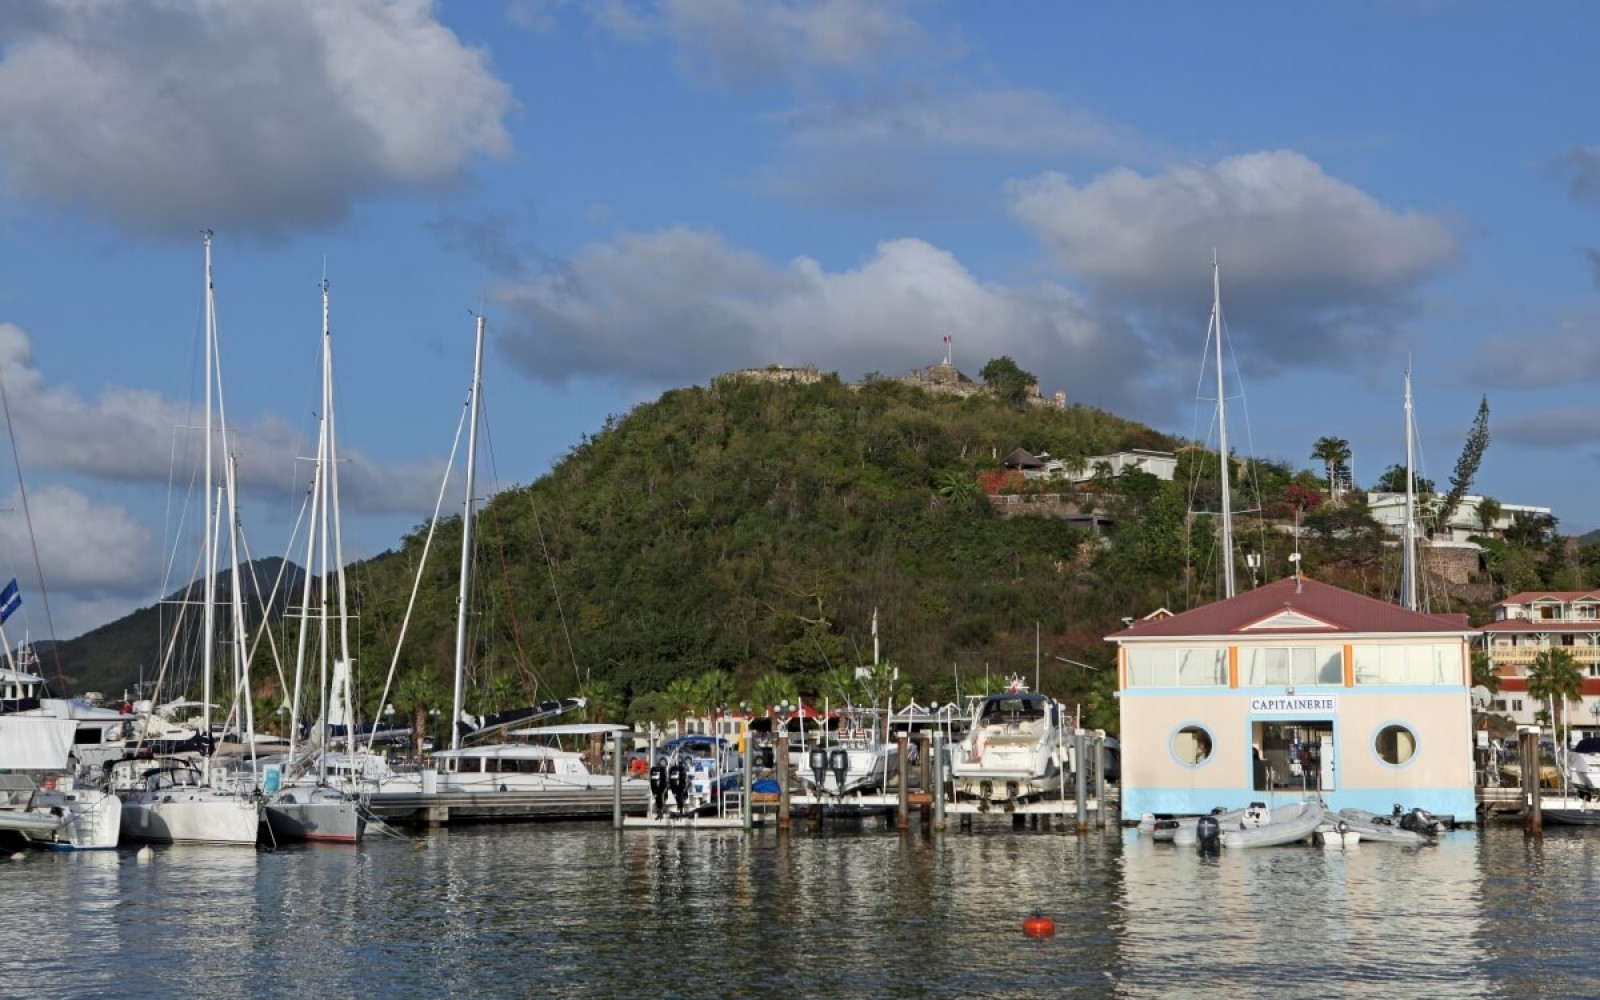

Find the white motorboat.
xmin=649 ymin=734 xmax=742 ymax=817
xmin=792 ymin=713 xmax=898 ymax=798
xmin=1220 ymin=800 xmax=1327 ymax=848
xmin=949 ymin=678 xmax=1071 ymax=808
xmin=0 ymin=715 xmax=122 ymax=850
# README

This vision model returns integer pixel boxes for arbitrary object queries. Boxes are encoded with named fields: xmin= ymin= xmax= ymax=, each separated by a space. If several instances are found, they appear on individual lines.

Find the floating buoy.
xmin=8 ymin=851 xmax=24 ymax=862
xmin=1022 ymin=911 xmax=1056 ymax=938
xmin=136 ymin=845 xmax=154 ymax=863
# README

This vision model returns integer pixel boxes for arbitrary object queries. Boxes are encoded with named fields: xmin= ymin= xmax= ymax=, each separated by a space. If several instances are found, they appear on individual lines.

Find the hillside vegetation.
xmin=52 ymin=368 xmax=1596 ymax=735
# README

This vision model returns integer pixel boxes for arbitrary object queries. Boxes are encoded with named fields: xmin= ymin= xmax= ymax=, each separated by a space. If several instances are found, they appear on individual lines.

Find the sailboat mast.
xmin=201 ymin=231 xmax=218 ymax=778
xmin=1213 ymin=256 xmax=1236 ymax=599
xmin=449 ymin=316 xmax=486 ymax=752
xmin=1401 ymin=371 xmax=1418 ymax=611
xmin=326 ymin=282 xmax=356 ymax=757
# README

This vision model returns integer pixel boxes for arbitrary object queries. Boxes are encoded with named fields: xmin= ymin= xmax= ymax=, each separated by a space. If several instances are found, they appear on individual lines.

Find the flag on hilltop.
xmin=0 ymin=579 xmax=19 ymax=626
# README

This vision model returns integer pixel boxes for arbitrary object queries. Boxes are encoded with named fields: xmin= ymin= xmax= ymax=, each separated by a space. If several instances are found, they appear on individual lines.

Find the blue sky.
xmin=0 ymin=0 xmax=1598 ymax=642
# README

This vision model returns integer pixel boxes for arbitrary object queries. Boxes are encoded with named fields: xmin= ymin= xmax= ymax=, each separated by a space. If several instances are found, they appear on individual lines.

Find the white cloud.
xmin=1007 ymin=151 xmax=1460 ymax=372
xmin=578 ymin=0 xmax=923 ymax=86
xmin=1464 ymin=316 xmax=1600 ymax=388
xmin=1553 ymin=146 xmax=1600 ymax=205
xmin=0 ymin=322 xmax=441 ymax=514
xmin=491 ymin=227 xmax=1151 ymax=406
xmin=0 ymin=0 xmax=512 ymax=237
xmin=778 ymin=88 xmax=1120 ymax=156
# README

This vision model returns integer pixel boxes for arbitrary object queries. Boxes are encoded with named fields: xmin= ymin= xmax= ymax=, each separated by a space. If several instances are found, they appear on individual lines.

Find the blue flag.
xmin=0 ymin=578 xmax=20 ymax=626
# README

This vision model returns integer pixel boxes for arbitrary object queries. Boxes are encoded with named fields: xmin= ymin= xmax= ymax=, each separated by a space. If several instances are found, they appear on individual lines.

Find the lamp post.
xmin=1589 ymin=700 xmax=1599 ymax=737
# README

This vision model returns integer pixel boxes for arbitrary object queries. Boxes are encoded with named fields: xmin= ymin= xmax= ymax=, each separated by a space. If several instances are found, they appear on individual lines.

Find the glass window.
xmin=1353 ymin=644 xmax=1460 ymax=685
xmin=1126 ymin=647 xmax=1226 ymax=687
xmin=1375 ymin=724 xmax=1417 ymax=765
xmin=1239 ymin=646 xmax=1343 ymax=686
xmin=1173 ymin=725 xmax=1214 ymax=767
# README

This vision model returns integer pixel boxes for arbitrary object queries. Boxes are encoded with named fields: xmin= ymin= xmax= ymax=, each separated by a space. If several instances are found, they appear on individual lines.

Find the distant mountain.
xmin=41 ymin=557 xmax=303 ymax=700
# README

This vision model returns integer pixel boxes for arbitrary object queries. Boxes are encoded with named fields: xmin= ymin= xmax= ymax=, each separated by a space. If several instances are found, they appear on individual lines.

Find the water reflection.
xmin=2 ymin=825 xmax=1595 ymax=999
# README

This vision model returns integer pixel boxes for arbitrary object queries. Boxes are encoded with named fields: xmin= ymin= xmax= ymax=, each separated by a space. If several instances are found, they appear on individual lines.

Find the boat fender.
xmin=1022 ymin=911 xmax=1056 ymax=938
xmin=973 ymin=735 xmax=986 ymax=762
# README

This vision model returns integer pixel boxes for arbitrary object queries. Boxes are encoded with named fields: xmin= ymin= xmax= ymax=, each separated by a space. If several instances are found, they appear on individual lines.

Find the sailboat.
xmin=260 ymin=280 xmax=366 ymax=844
xmin=115 ymin=232 xmax=261 ymax=847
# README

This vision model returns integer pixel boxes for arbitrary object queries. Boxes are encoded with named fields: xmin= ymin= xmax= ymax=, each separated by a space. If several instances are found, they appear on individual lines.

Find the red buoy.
xmin=1022 ymin=912 xmax=1056 ymax=938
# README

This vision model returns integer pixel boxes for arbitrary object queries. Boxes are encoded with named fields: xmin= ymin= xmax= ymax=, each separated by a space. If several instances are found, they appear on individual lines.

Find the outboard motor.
xmin=666 ymin=759 xmax=689 ymax=812
xmin=759 ymin=744 xmax=776 ymax=769
xmin=809 ymin=747 xmax=828 ymax=790
xmin=1399 ymin=807 xmax=1441 ymax=836
xmin=1196 ymin=813 xmax=1221 ymax=847
xmin=829 ymin=748 xmax=849 ymax=791
xmin=648 ymin=762 xmax=669 ymax=812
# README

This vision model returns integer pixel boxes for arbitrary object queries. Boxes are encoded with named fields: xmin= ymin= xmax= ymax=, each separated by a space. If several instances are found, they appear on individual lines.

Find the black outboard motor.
xmin=809 ymin=747 xmax=828 ymax=790
xmin=828 ymin=748 xmax=849 ymax=791
xmin=648 ymin=762 xmax=669 ymax=812
xmin=1399 ymin=807 xmax=1441 ymax=836
xmin=666 ymin=759 xmax=689 ymax=812
xmin=1196 ymin=813 xmax=1221 ymax=847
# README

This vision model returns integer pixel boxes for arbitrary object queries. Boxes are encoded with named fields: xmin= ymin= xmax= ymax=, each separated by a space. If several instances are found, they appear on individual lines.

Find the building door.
xmin=1252 ymin=720 xmax=1336 ymax=793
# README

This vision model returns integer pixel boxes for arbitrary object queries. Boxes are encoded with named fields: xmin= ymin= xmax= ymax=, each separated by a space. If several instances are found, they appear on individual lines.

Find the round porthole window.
xmin=1375 ymin=724 xmax=1417 ymax=766
xmin=1173 ymin=725 xmax=1213 ymax=767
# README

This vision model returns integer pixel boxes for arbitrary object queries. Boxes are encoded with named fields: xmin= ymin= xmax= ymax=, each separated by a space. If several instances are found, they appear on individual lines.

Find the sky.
xmin=0 ymin=0 xmax=1598 ymax=643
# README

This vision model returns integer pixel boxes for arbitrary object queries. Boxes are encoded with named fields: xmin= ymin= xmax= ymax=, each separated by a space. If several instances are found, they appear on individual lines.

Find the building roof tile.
xmin=1106 ymin=576 xmax=1475 ymax=641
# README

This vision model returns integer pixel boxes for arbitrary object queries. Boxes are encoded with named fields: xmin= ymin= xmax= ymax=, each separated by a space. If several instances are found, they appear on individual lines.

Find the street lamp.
xmin=1589 ymin=700 xmax=1599 ymax=735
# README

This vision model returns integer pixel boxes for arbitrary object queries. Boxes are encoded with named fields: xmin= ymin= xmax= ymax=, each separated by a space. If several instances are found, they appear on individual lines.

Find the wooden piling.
xmin=896 ymin=734 xmax=909 ymax=830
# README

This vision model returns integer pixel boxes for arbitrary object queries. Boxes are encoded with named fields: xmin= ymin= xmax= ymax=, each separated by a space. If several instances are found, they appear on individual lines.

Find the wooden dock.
xmin=369 ymin=785 xmax=651 ymax=826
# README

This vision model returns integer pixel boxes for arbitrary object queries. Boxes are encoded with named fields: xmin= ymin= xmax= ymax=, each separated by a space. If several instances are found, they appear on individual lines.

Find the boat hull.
xmin=263 ymin=788 xmax=365 ymax=844
xmin=1221 ymin=802 xmax=1326 ymax=848
xmin=121 ymin=789 xmax=260 ymax=846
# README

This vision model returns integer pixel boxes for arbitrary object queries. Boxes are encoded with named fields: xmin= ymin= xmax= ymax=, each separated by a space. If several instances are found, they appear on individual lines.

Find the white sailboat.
xmin=261 ymin=279 xmax=366 ymax=845
xmin=117 ymin=232 xmax=261 ymax=847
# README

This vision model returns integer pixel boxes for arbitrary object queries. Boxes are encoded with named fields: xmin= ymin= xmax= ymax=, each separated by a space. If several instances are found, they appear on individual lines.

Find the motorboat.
xmin=1332 ymin=806 xmax=1440 ymax=845
xmin=948 ymin=678 xmax=1071 ymax=808
xmin=791 ymin=711 xmax=897 ymax=798
xmin=1220 ymin=800 xmax=1327 ymax=848
xmin=649 ymin=734 xmax=742 ymax=817
xmin=0 ymin=715 xmax=122 ymax=850
xmin=1149 ymin=805 xmax=1263 ymax=846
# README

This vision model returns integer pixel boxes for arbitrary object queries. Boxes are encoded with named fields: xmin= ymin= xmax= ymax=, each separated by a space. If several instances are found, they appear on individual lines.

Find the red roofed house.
xmin=1480 ymin=591 xmax=1600 ymax=731
xmin=1105 ymin=575 xmax=1479 ymax=823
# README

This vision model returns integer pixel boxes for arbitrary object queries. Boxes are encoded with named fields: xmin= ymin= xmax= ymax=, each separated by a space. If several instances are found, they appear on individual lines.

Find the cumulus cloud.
xmin=0 ymin=323 xmax=440 ymax=515
xmin=1007 ymin=151 xmax=1460 ymax=373
xmin=0 ymin=0 xmax=512 ymax=237
xmin=778 ymin=87 xmax=1120 ymax=156
xmin=1462 ymin=318 xmax=1600 ymax=389
xmin=1552 ymin=147 xmax=1600 ymax=204
xmin=491 ymin=227 xmax=1152 ymax=407
xmin=1498 ymin=406 xmax=1600 ymax=450
xmin=573 ymin=0 xmax=924 ymax=86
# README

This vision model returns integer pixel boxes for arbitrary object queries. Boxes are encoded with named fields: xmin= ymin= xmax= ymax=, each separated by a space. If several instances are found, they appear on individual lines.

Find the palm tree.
xmin=576 ymin=677 xmax=622 ymax=723
xmin=1311 ymin=436 xmax=1352 ymax=504
xmin=1474 ymin=497 xmax=1504 ymax=536
xmin=693 ymin=669 xmax=737 ymax=724
xmin=663 ymin=676 xmax=699 ymax=737
xmin=936 ymin=469 xmax=982 ymax=509
xmin=1528 ymin=647 xmax=1584 ymax=740
xmin=750 ymin=672 xmax=799 ymax=716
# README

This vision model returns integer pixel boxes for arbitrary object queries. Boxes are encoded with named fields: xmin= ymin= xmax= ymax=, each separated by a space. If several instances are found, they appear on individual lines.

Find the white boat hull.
xmin=121 ymin=788 xmax=260 ymax=846
xmin=1221 ymin=801 xmax=1326 ymax=848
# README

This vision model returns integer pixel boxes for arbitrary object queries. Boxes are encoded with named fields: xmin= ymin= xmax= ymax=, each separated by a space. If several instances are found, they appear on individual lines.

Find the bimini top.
xmin=503 ymin=723 xmax=630 ymax=738
xmin=431 ymin=743 xmax=578 ymax=761
xmin=1106 ymin=576 xmax=1476 ymax=642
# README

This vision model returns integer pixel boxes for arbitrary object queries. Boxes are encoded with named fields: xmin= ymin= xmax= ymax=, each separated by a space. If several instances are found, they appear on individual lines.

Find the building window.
xmin=1375 ymin=724 xmax=1418 ymax=766
xmin=1539 ymin=605 xmax=1557 ymax=620
xmin=1493 ymin=699 xmax=1506 ymax=711
xmin=1513 ymin=699 xmax=1523 ymax=712
xmin=1126 ymin=647 xmax=1226 ymax=687
xmin=1172 ymin=725 xmax=1214 ymax=767
xmin=1352 ymin=643 xmax=1460 ymax=685
xmin=1238 ymin=646 xmax=1343 ymax=686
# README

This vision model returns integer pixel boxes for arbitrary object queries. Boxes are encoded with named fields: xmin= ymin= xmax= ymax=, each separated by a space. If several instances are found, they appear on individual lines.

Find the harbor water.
xmin=4 ymin=822 xmax=1598 ymax=999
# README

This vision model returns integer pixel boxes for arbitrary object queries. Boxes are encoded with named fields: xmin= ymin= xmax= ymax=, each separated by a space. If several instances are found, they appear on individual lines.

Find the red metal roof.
xmin=1495 ymin=591 xmax=1600 ymax=606
xmin=1105 ymin=576 xmax=1475 ymax=641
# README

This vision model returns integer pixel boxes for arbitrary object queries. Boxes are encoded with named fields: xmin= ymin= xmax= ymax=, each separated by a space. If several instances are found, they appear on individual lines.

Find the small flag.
xmin=0 ymin=578 xmax=19 ymax=626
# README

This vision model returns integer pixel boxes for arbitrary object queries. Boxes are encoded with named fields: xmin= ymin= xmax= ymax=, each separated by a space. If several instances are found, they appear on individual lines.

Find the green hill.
xmin=49 ymin=367 xmax=1590 ymax=734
